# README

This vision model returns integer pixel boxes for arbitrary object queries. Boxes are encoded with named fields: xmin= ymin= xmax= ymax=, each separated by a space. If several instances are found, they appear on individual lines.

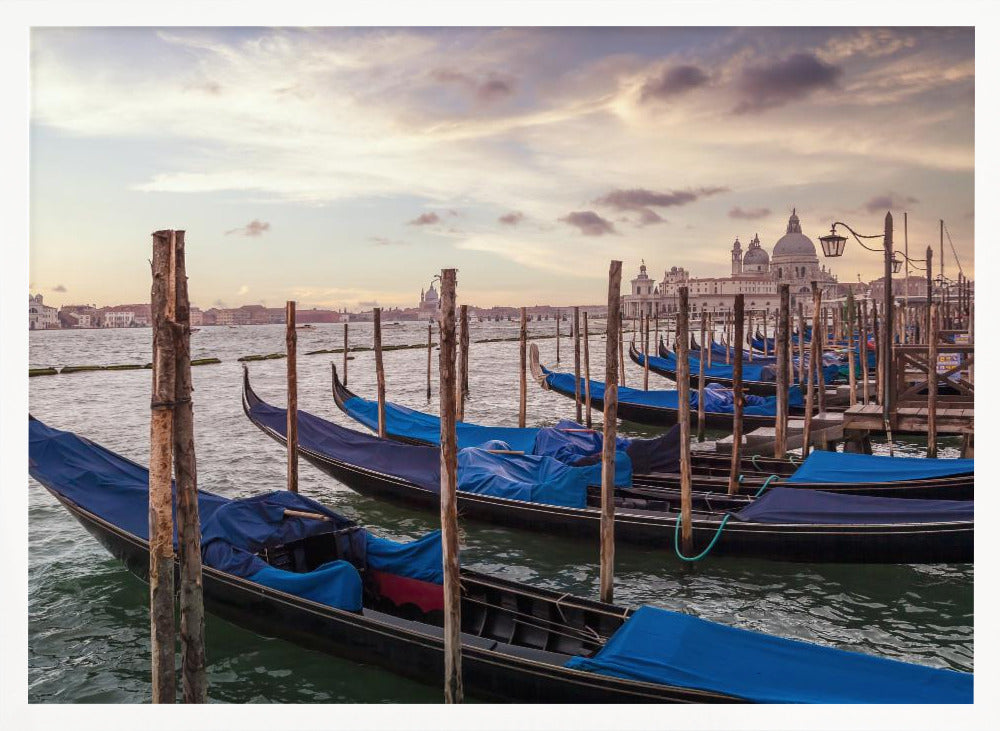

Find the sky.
xmin=29 ymin=26 xmax=975 ymax=311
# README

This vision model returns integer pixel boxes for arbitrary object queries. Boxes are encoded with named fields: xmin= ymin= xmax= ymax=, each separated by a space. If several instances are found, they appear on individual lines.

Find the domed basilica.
xmin=623 ymin=209 xmax=839 ymax=318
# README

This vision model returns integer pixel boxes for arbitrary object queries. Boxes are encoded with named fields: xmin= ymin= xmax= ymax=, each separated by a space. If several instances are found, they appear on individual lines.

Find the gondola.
xmin=244 ymin=369 xmax=973 ymax=563
xmin=28 ymin=417 xmax=971 ymax=703
xmin=330 ymin=365 xmax=974 ymax=500
xmin=533 ymin=344 xmax=800 ymax=429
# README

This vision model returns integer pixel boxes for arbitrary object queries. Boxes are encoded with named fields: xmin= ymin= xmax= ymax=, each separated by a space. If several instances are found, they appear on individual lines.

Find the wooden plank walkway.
xmin=842 ymin=403 xmax=973 ymax=435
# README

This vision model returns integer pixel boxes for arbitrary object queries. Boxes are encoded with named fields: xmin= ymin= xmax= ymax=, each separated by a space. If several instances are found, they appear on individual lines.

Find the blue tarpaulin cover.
xmin=565 ymin=605 xmax=972 ymax=703
xmin=733 ymin=487 xmax=973 ymax=524
xmin=366 ymin=530 xmax=444 ymax=584
xmin=642 ymin=349 xmax=839 ymax=386
xmin=543 ymin=367 xmax=802 ymax=415
xmin=247 ymin=388 xmax=598 ymax=507
xmin=29 ymin=418 xmax=442 ymax=612
xmin=786 ymin=450 xmax=974 ymax=484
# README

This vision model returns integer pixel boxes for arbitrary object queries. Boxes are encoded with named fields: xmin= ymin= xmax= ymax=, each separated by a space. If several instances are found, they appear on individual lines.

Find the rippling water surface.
xmin=28 ymin=321 xmax=972 ymax=703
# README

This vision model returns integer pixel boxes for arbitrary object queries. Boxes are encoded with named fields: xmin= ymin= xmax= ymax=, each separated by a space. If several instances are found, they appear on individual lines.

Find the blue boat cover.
xmin=341 ymin=395 xmax=540 ymax=453
xmin=247 ymin=389 xmax=599 ymax=507
xmin=733 ymin=487 xmax=973 ymax=524
xmin=565 ymin=605 xmax=971 ymax=703
xmin=643 ymin=349 xmax=840 ymax=386
xmin=543 ymin=367 xmax=803 ymax=416
xmin=787 ymin=451 xmax=974 ymax=484
xmin=29 ymin=418 xmax=443 ymax=612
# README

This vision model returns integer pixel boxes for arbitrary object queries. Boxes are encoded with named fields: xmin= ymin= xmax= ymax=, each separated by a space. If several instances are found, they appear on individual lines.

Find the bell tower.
xmin=731 ymin=237 xmax=743 ymax=276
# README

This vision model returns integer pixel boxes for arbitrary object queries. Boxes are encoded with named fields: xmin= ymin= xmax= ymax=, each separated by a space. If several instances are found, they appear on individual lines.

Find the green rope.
xmin=674 ymin=512 xmax=731 ymax=562
xmin=751 ymin=454 xmax=761 ymax=471
xmin=753 ymin=474 xmax=780 ymax=498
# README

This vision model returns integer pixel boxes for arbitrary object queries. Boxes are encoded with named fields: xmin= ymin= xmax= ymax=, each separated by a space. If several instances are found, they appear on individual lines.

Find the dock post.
xmin=438 ymin=269 xmax=463 ymax=703
xmin=762 ymin=309 xmax=769 ymax=357
xmin=600 ymin=261 xmax=622 ymax=604
xmin=728 ymin=294 xmax=744 ymax=495
xmin=373 ymin=307 xmax=386 ymax=438
xmin=149 ymin=230 xmax=176 ymax=703
xmin=928 ymin=302 xmax=939 ymax=458
xmin=618 ymin=309 xmax=626 ymax=387
xmin=846 ymin=290 xmax=857 ymax=407
xmin=803 ymin=284 xmax=818 ymax=458
xmin=872 ymin=303 xmax=882 ymax=408
xmin=458 ymin=304 xmax=469 ymax=419
xmin=775 ymin=284 xmax=790 ymax=458
xmin=556 ymin=309 xmax=561 ymax=363
xmin=642 ymin=313 xmax=650 ymax=391
xmin=426 ymin=323 xmax=432 ymax=400
xmin=860 ymin=300 xmax=870 ymax=405
xmin=797 ymin=302 xmax=806 ymax=388
xmin=816 ymin=292 xmax=826 ymax=418
xmin=583 ymin=311 xmax=592 ymax=428
xmin=286 ymin=301 xmax=299 ymax=491
xmin=343 ymin=322 xmax=349 ymax=387
xmin=519 ymin=307 xmax=527 ymax=428
xmin=677 ymin=287 xmax=693 ymax=554
xmin=697 ymin=309 xmax=707 ymax=442
xmin=747 ymin=311 xmax=754 ymax=362
xmin=170 ymin=231 xmax=207 ymax=703
xmin=573 ymin=306 xmax=582 ymax=422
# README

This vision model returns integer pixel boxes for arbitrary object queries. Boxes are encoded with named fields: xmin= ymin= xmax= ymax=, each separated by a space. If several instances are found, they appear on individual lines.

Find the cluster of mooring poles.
xmin=148 ymin=230 xmax=207 ymax=703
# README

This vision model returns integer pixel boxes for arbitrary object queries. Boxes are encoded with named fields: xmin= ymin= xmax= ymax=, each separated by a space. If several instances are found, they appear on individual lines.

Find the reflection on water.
xmin=29 ymin=322 xmax=971 ymax=702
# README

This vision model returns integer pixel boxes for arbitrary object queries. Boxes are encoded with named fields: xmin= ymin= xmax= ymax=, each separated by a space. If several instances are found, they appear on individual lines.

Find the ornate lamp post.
xmin=818 ymin=213 xmax=897 ymax=425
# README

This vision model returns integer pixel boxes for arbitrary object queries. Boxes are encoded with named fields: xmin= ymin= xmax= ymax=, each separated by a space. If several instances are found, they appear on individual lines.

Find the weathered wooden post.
xmin=774 ymin=284 xmax=790 ymax=458
xmin=373 ymin=307 xmax=387 ymax=438
xmin=458 ymin=304 xmax=470 ymax=420
xmin=846 ymin=291 xmax=857 ymax=407
xmin=618 ymin=309 xmax=626 ymax=387
xmin=697 ymin=309 xmax=707 ymax=442
xmin=286 ymin=301 xmax=299 ymax=491
xmin=928 ymin=302 xmax=939 ymax=459
xmin=803 ymin=283 xmax=820 ymax=456
xmin=797 ymin=302 xmax=806 ymax=388
xmin=642 ymin=313 xmax=650 ymax=392
xmin=677 ymin=288 xmax=693 ymax=554
xmin=747 ymin=311 xmax=754 ymax=362
xmin=519 ymin=307 xmax=528 ymax=428
xmin=728 ymin=294 xmax=745 ymax=495
xmin=583 ymin=311 xmax=593 ymax=428
xmin=149 ymin=230 xmax=176 ymax=704
xmin=343 ymin=322 xmax=349 ymax=386
xmin=426 ymin=323 xmax=433 ymax=400
xmin=438 ymin=269 xmax=463 ymax=703
xmin=872 ymin=303 xmax=882 ymax=407
xmin=600 ymin=261 xmax=622 ymax=604
xmin=762 ymin=310 xmax=769 ymax=357
xmin=556 ymin=308 xmax=561 ymax=363
xmin=816 ymin=292 xmax=826 ymax=417
xmin=573 ymin=307 xmax=582 ymax=422
xmin=860 ymin=300 xmax=871 ymax=405
xmin=170 ymin=231 xmax=207 ymax=703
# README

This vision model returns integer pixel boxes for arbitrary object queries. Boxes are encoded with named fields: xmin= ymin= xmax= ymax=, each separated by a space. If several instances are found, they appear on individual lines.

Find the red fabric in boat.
xmin=370 ymin=569 xmax=444 ymax=613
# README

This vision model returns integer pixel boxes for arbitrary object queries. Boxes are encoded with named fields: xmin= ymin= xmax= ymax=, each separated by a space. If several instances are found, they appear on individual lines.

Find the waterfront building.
xmin=29 ymin=294 xmax=60 ymax=330
xmin=418 ymin=282 xmax=441 ymax=314
xmin=622 ymin=209 xmax=839 ymax=317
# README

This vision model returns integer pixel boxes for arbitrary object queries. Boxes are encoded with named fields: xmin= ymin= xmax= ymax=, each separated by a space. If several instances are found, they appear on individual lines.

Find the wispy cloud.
xmin=51 ymin=284 xmax=67 ymax=292
xmin=431 ymin=68 xmax=516 ymax=103
xmin=226 ymin=219 xmax=271 ymax=236
xmin=409 ymin=212 xmax=441 ymax=226
xmin=862 ymin=193 xmax=918 ymax=213
xmin=498 ymin=211 xmax=524 ymax=226
xmin=640 ymin=65 xmax=709 ymax=103
xmin=733 ymin=52 xmax=842 ymax=114
xmin=559 ymin=211 xmax=617 ymax=236
xmin=369 ymin=236 xmax=407 ymax=246
xmin=728 ymin=206 xmax=771 ymax=220
xmin=594 ymin=187 xmax=728 ymax=226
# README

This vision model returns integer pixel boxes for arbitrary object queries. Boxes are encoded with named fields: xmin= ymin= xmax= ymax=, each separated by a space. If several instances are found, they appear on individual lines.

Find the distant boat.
xmin=296 ymin=324 xmax=315 ymax=330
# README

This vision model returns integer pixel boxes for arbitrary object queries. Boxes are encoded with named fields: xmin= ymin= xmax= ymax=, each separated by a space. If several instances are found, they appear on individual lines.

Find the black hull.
xmin=246 ymin=381 xmax=972 ymax=563
xmin=47 ymin=490 xmax=735 ymax=703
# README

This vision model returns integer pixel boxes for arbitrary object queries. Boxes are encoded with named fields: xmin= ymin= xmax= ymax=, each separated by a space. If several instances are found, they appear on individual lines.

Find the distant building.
xmin=29 ymin=294 xmax=60 ymax=330
xmin=100 ymin=303 xmax=150 ymax=328
xmin=190 ymin=307 xmax=204 ymax=326
xmin=622 ymin=209 xmax=840 ymax=317
xmin=419 ymin=282 xmax=440 ymax=314
xmin=58 ymin=304 xmax=100 ymax=328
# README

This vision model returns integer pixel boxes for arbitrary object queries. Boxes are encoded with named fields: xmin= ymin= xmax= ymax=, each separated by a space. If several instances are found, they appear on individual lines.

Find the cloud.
xmin=226 ymin=219 xmax=271 ymax=236
xmin=368 ymin=236 xmax=407 ymax=246
xmin=432 ymin=68 xmax=516 ymax=103
xmin=733 ymin=52 xmax=842 ymax=114
xmin=51 ymin=284 xmax=67 ymax=292
xmin=593 ymin=186 xmax=728 ymax=225
xmin=409 ymin=212 xmax=441 ymax=226
xmin=728 ymin=206 xmax=771 ymax=220
xmin=559 ymin=210 xmax=617 ymax=236
xmin=640 ymin=65 xmax=709 ymax=102
xmin=863 ymin=193 xmax=918 ymax=213
xmin=358 ymin=300 xmax=379 ymax=308
xmin=498 ymin=211 xmax=525 ymax=226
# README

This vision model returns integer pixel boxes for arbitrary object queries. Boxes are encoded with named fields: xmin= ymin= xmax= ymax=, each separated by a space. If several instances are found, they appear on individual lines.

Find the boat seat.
xmin=489 ymin=641 xmax=574 ymax=667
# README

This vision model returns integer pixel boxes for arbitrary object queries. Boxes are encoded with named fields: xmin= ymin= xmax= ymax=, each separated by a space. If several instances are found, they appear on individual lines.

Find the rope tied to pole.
xmin=674 ymin=512 xmax=729 ymax=562
xmin=752 ymin=474 xmax=780 ymax=498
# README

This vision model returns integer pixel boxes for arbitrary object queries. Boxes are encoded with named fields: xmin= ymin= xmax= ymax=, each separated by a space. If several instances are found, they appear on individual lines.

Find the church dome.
xmin=424 ymin=284 xmax=439 ymax=302
xmin=772 ymin=209 xmax=817 ymax=259
xmin=743 ymin=234 xmax=769 ymax=267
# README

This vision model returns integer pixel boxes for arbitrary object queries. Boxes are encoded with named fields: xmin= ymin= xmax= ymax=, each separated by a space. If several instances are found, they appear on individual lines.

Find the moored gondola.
xmin=28 ymin=416 xmax=971 ymax=703
xmin=245 ymin=369 xmax=974 ymax=564
xmin=330 ymin=364 xmax=974 ymax=500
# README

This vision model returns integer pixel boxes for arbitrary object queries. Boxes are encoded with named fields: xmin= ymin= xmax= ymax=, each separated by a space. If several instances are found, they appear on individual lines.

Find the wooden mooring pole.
xmin=286 ymin=301 xmax=299 ymax=492
xmin=458 ymin=304 xmax=469 ymax=420
xmin=149 ymin=230 xmax=176 ymax=704
xmin=573 ymin=307 xmax=582 ymax=422
xmin=600 ymin=261 xmax=622 ymax=604
xmin=860 ymin=300 xmax=870 ymax=405
xmin=171 ymin=232 xmax=207 ymax=703
xmin=774 ymin=284 xmax=790 ymax=458
xmin=438 ymin=269 xmax=463 ymax=703
xmin=846 ymin=291 xmax=857 ymax=407
xmin=928 ymin=302 xmax=939 ymax=459
xmin=583 ymin=311 xmax=592 ymax=428
xmin=797 ymin=302 xmax=806 ymax=388
xmin=677 ymin=288 xmax=693 ymax=554
xmin=618 ymin=310 xmax=626 ymax=387
xmin=728 ymin=295 xmax=744 ymax=495
xmin=643 ymin=312 xmax=650 ymax=392
xmin=519 ymin=307 xmax=528 ymax=428
xmin=373 ymin=307 xmax=386 ymax=438
xmin=426 ymin=323 xmax=433 ymax=400
xmin=556 ymin=309 xmax=561 ymax=363
xmin=343 ymin=322 xmax=349 ymax=387
xmin=697 ymin=309 xmax=707 ymax=442
xmin=803 ymin=283 xmax=820 ymax=457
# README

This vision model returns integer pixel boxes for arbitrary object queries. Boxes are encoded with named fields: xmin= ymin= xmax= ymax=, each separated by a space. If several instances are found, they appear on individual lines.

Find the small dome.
xmin=772 ymin=208 xmax=817 ymax=259
xmin=424 ymin=284 xmax=439 ymax=302
xmin=743 ymin=233 xmax=769 ymax=266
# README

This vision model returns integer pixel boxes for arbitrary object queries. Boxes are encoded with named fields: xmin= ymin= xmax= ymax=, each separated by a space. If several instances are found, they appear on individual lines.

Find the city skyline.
xmin=30 ymin=27 xmax=974 ymax=310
